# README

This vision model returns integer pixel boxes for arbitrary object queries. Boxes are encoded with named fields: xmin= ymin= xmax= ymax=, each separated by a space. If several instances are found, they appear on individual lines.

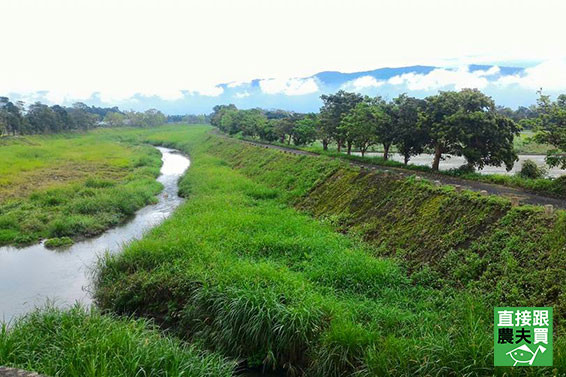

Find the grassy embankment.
xmin=0 ymin=306 xmax=234 ymax=377
xmin=90 ymin=125 xmax=566 ymax=376
xmin=0 ymin=131 xmax=163 ymax=246
xmin=242 ymin=131 xmax=566 ymax=199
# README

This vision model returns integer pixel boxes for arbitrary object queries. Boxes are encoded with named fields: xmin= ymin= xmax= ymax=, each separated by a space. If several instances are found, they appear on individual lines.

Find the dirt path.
xmin=237 ymin=138 xmax=566 ymax=210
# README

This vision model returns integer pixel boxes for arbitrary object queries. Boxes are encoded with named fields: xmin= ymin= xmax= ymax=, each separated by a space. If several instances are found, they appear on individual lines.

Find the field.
xmin=0 ymin=131 xmax=163 ymax=245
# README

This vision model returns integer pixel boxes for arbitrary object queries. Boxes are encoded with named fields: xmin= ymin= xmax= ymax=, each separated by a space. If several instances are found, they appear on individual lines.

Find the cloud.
xmin=259 ymin=77 xmax=319 ymax=95
xmin=494 ymin=60 xmax=566 ymax=91
xmin=341 ymin=75 xmax=385 ymax=91
xmin=234 ymin=91 xmax=251 ymax=98
xmin=227 ymin=80 xmax=251 ymax=88
xmin=387 ymin=66 xmax=499 ymax=91
xmin=195 ymin=86 xmax=224 ymax=97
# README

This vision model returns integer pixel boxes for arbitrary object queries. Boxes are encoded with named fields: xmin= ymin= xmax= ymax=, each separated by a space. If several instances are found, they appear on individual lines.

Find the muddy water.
xmin=0 ymin=147 xmax=190 ymax=322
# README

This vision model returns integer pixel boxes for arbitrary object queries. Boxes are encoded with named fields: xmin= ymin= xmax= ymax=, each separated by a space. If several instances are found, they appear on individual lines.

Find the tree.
xmin=0 ymin=97 xmax=24 ymax=135
xmin=371 ymin=97 xmax=395 ymax=160
xmin=339 ymin=101 xmax=385 ymax=156
xmin=237 ymin=109 xmax=267 ymax=137
xmin=419 ymin=89 xmax=518 ymax=171
xmin=68 ymin=103 xmax=98 ymax=130
xmin=210 ymin=104 xmax=237 ymax=129
xmin=391 ymin=94 xmax=427 ymax=164
xmin=319 ymin=90 xmax=364 ymax=151
xmin=532 ymin=92 xmax=566 ymax=168
xmin=25 ymin=102 xmax=57 ymax=133
xmin=104 ymin=111 xmax=126 ymax=127
xmin=292 ymin=114 xmax=318 ymax=146
xmin=272 ymin=117 xmax=295 ymax=144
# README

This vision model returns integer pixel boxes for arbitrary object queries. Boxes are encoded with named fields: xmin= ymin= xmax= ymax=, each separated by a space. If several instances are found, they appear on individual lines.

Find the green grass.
xmin=0 ymin=306 xmax=235 ymax=377
xmin=44 ymin=236 xmax=74 ymax=249
xmin=94 ymin=126 xmax=566 ymax=376
xmin=0 ymin=130 xmax=164 ymax=246
xmin=513 ymin=131 xmax=553 ymax=155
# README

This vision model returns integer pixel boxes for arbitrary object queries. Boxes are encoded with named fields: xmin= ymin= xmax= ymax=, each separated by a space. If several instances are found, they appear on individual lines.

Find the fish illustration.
xmin=506 ymin=344 xmax=546 ymax=366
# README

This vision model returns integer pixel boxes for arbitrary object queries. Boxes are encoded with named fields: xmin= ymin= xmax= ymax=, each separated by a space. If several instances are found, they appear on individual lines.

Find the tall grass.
xmin=0 ymin=131 xmax=163 ymax=246
xmin=94 ymin=125 xmax=565 ymax=376
xmin=0 ymin=306 xmax=235 ymax=377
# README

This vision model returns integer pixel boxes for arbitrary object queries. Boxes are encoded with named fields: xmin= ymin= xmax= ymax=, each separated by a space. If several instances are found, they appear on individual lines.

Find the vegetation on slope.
xmin=0 ymin=131 xmax=163 ymax=246
xmin=0 ymin=306 xmax=235 ymax=377
xmin=95 ymin=125 xmax=566 ymax=376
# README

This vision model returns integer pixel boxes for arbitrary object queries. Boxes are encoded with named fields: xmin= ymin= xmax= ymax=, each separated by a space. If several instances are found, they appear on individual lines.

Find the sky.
xmin=1 ymin=0 xmax=566 ymax=113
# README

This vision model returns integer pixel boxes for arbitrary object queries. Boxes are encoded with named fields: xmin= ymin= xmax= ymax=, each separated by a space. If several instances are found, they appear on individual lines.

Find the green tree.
xmin=104 ymin=112 xmax=126 ymax=127
xmin=0 ymin=97 xmax=24 ymax=135
xmin=419 ymin=89 xmax=518 ymax=171
xmin=68 ymin=103 xmax=98 ymax=130
xmin=391 ymin=94 xmax=427 ymax=164
xmin=210 ymin=104 xmax=237 ymax=130
xmin=319 ymin=90 xmax=364 ymax=151
xmin=339 ymin=101 xmax=385 ymax=157
xmin=533 ymin=92 xmax=566 ymax=168
xmin=292 ymin=114 xmax=318 ymax=146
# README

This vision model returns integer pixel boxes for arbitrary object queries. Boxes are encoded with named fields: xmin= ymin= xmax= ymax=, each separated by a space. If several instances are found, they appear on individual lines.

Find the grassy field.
xmin=93 ymin=125 xmax=566 ymax=376
xmin=0 ymin=131 xmax=163 ymax=246
xmin=0 ymin=306 xmax=234 ymax=377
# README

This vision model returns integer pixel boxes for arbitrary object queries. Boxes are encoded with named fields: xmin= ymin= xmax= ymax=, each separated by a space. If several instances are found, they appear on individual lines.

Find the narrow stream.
xmin=0 ymin=147 xmax=190 ymax=323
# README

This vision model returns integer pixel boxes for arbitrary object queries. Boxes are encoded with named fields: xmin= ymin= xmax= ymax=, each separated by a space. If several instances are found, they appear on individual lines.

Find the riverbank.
xmin=0 ymin=132 xmax=164 ymax=246
xmin=94 ymin=125 xmax=566 ymax=376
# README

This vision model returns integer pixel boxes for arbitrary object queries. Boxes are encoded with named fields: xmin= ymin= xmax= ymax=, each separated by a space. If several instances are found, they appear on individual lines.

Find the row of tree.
xmin=0 ymin=97 xmax=170 ymax=135
xmin=211 ymin=89 xmax=527 ymax=171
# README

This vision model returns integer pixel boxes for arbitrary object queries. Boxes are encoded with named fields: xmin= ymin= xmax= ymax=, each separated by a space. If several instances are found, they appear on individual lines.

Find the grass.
xmin=44 ymin=236 xmax=74 ymax=249
xmin=0 ymin=306 xmax=235 ymax=377
xmin=0 ymin=130 xmax=164 ymax=246
xmin=94 ymin=125 xmax=566 ymax=376
xmin=513 ymin=131 xmax=553 ymax=155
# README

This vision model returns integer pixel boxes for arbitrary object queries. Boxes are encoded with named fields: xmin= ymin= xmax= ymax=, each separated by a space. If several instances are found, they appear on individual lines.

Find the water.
xmin=0 ymin=147 xmax=190 ymax=323
xmin=359 ymin=152 xmax=566 ymax=177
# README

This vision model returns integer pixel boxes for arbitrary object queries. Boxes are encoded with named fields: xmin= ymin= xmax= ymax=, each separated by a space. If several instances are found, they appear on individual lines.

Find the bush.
xmin=518 ymin=159 xmax=547 ymax=179
xmin=44 ymin=236 xmax=74 ymax=249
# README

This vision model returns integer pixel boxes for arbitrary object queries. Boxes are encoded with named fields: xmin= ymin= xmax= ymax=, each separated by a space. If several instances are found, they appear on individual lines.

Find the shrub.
xmin=518 ymin=159 xmax=547 ymax=179
xmin=44 ymin=236 xmax=74 ymax=249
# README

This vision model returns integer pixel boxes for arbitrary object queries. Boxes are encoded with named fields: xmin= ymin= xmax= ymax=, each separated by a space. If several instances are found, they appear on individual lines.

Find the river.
xmin=0 ymin=147 xmax=190 ymax=323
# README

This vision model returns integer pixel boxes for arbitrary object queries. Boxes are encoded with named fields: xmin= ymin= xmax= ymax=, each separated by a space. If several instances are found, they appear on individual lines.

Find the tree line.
xmin=0 ymin=97 xmax=168 ymax=135
xmin=210 ymin=89 xmax=566 ymax=172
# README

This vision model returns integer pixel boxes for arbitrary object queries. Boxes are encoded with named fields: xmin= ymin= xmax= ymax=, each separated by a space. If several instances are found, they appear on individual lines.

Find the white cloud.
xmin=195 ymin=86 xmax=225 ymax=97
xmin=494 ymin=60 xmax=566 ymax=91
xmin=341 ymin=76 xmax=385 ymax=91
xmin=387 ymin=66 xmax=496 ymax=91
xmin=227 ymin=81 xmax=251 ymax=88
xmin=259 ymin=77 xmax=319 ymax=95
xmin=234 ymin=91 xmax=251 ymax=98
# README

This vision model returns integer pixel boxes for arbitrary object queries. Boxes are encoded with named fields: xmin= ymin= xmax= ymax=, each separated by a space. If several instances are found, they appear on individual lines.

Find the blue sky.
xmin=1 ymin=0 xmax=566 ymax=113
